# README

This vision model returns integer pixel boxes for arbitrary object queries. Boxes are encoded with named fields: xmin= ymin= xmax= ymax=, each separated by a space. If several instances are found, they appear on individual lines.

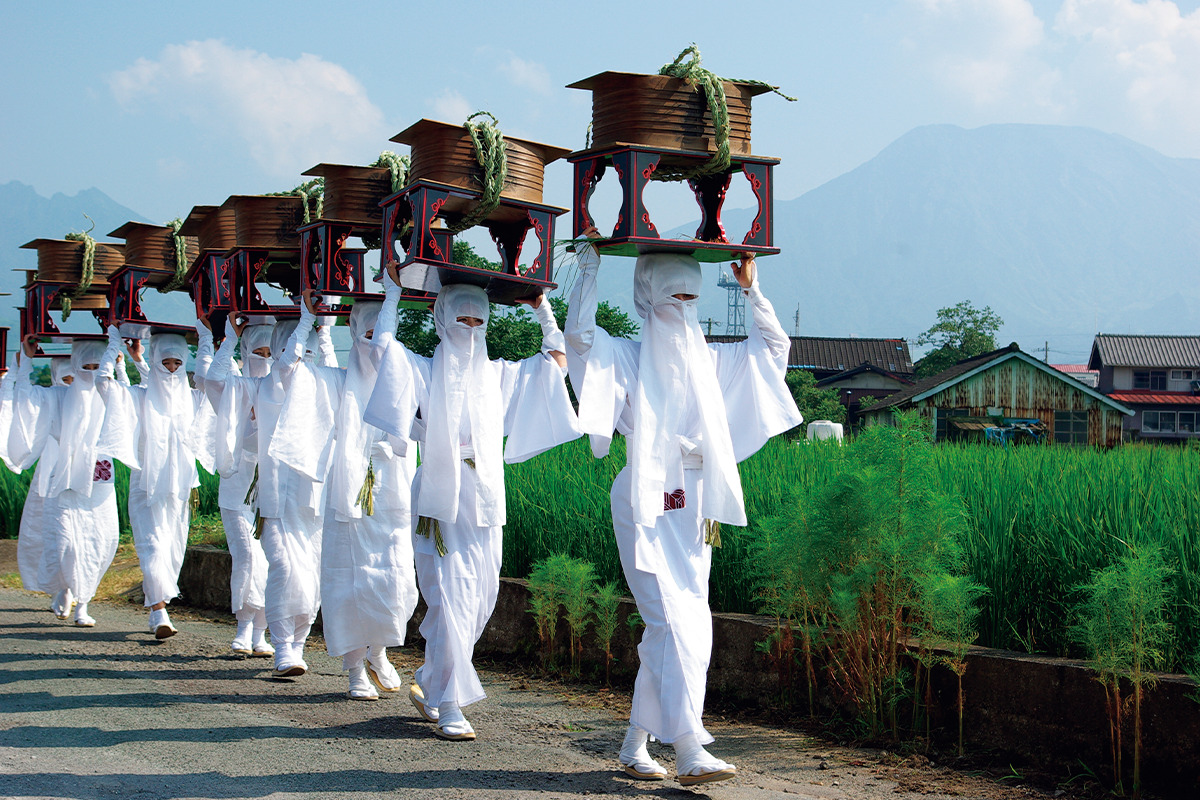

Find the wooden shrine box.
xmin=180 ymin=205 xmax=237 ymax=329
xmin=381 ymin=119 xmax=569 ymax=305
xmin=295 ymin=162 xmax=430 ymax=314
xmin=106 ymin=221 xmax=200 ymax=339
xmin=19 ymin=238 xmax=119 ymax=339
xmin=221 ymin=195 xmax=306 ymax=320
xmin=566 ymin=70 xmax=782 ymax=262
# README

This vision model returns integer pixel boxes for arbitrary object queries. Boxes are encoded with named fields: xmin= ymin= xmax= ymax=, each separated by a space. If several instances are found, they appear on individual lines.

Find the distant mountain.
xmin=0 ymin=181 xmax=153 ymax=334
xmin=593 ymin=124 xmax=1200 ymax=358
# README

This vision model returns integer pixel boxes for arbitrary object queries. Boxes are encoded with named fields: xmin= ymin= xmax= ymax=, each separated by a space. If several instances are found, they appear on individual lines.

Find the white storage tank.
xmin=807 ymin=420 xmax=844 ymax=443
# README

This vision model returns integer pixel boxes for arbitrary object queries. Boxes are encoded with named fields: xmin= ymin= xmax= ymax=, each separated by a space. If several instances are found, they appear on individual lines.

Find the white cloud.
xmin=499 ymin=55 xmax=552 ymax=95
xmin=109 ymin=40 xmax=387 ymax=177
xmin=1055 ymin=0 xmax=1200 ymax=136
xmin=430 ymin=89 xmax=474 ymax=123
xmin=907 ymin=0 xmax=1057 ymax=108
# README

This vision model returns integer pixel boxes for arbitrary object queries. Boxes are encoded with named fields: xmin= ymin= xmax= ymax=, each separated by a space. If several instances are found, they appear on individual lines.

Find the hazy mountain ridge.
xmin=0 ymin=180 xmax=151 ymax=331
xmin=655 ymin=123 xmax=1200 ymax=355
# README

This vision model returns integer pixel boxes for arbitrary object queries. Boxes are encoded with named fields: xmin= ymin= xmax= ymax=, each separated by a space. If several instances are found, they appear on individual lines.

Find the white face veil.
xmin=140 ymin=333 xmax=197 ymax=501
xmin=420 ymin=283 xmax=504 ymax=525
xmin=50 ymin=358 xmax=74 ymax=386
xmin=44 ymin=340 xmax=111 ymax=497
xmin=629 ymin=253 xmax=745 ymax=527
xmin=241 ymin=324 xmax=275 ymax=378
xmin=271 ymin=320 xmax=299 ymax=366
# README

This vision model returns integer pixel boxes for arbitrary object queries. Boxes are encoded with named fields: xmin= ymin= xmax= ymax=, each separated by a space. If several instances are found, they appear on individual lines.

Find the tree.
xmin=784 ymin=370 xmax=846 ymax=438
xmin=914 ymin=300 xmax=1003 ymax=379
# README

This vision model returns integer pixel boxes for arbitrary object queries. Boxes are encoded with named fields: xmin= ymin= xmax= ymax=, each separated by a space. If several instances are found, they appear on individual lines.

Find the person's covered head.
xmin=433 ymin=283 xmax=489 ymax=348
xmin=349 ymin=300 xmax=383 ymax=344
xmin=632 ymin=252 xmax=702 ymax=320
xmin=242 ymin=323 xmax=275 ymax=378
xmin=270 ymin=319 xmax=299 ymax=363
xmin=50 ymin=357 xmax=74 ymax=386
xmin=148 ymin=334 xmax=189 ymax=379
xmin=69 ymin=340 xmax=107 ymax=386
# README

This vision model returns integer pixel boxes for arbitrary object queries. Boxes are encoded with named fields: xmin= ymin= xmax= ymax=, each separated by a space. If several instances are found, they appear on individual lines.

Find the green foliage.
xmin=526 ymin=552 xmax=599 ymax=676
xmin=914 ymin=300 xmax=1003 ymax=378
xmin=784 ymin=370 xmax=847 ymax=436
xmin=1071 ymin=544 xmax=1173 ymax=797
xmin=452 ymin=239 xmax=500 ymax=271
xmin=591 ymin=581 xmax=621 ymax=685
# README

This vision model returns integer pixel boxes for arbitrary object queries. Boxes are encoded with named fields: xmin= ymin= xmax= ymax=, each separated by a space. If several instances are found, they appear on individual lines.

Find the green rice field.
xmin=4 ymin=437 xmax=1198 ymax=671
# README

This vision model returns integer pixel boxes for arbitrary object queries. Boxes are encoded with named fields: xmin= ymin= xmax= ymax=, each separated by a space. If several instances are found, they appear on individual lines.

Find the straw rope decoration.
xmin=269 ymin=178 xmax=325 ymax=224
xmin=158 ymin=217 xmax=190 ymax=293
xmin=445 ymin=111 xmax=508 ymax=235
xmin=60 ymin=216 xmax=98 ymax=319
xmin=370 ymin=150 xmax=411 ymax=193
xmin=650 ymin=45 xmax=796 ymax=182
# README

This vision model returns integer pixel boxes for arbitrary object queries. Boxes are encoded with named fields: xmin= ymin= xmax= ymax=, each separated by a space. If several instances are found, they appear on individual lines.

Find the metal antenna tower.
xmin=716 ymin=268 xmax=746 ymax=337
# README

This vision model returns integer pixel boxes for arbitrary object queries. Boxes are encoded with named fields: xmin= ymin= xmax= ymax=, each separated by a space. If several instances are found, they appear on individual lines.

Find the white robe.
xmin=564 ymin=246 xmax=801 ymax=744
xmin=8 ymin=343 xmax=134 ymax=606
xmin=364 ymin=285 xmax=581 ymax=708
xmin=270 ymin=303 xmax=420 ymax=660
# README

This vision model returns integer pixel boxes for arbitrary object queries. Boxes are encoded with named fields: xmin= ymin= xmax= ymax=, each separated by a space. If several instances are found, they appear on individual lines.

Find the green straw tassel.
xmin=704 ymin=519 xmax=722 ymax=548
xmin=253 ymin=511 xmax=265 ymax=540
xmin=417 ymin=516 xmax=447 ymax=557
xmin=356 ymin=457 xmax=375 ymax=516
xmin=243 ymin=464 xmax=259 ymax=507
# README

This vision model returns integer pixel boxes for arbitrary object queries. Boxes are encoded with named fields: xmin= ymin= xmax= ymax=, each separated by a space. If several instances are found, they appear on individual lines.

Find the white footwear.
xmin=673 ymin=733 xmax=736 ymax=787
xmin=231 ymin=617 xmax=254 ymax=655
xmin=149 ymin=608 xmax=177 ymax=639
xmin=434 ymin=702 xmax=475 ymax=741
xmin=618 ymin=725 xmax=667 ymax=781
xmin=250 ymin=627 xmax=274 ymax=658
xmin=51 ymin=589 xmax=74 ymax=619
xmin=73 ymin=603 xmax=96 ymax=628
xmin=365 ymin=646 xmax=402 ymax=693
xmin=347 ymin=661 xmax=380 ymax=701
xmin=409 ymin=682 xmax=439 ymax=722
xmin=272 ymin=643 xmax=307 ymax=679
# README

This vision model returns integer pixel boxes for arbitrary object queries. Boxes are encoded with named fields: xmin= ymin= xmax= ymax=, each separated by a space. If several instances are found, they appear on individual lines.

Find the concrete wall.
xmin=178 ymin=546 xmax=1199 ymax=794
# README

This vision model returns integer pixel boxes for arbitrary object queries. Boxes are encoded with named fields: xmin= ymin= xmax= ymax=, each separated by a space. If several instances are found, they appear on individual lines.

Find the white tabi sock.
xmin=366 ymin=645 xmax=402 ymax=690
xmin=618 ymin=724 xmax=667 ymax=779
xmin=437 ymin=702 xmax=474 ymax=736
xmin=672 ymin=732 xmax=736 ymax=778
xmin=73 ymin=602 xmax=95 ymax=627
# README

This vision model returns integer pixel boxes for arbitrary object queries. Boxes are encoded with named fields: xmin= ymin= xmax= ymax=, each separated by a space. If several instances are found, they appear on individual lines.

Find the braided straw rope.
xmin=445 ymin=111 xmax=508 ymax=235
xmin=60 ymin=224 xmax=97 ymax=319
xmin=158 ymin=218 xmax=190 ymax=293
xmin=371 ymin=150 xmax=411 ymax=193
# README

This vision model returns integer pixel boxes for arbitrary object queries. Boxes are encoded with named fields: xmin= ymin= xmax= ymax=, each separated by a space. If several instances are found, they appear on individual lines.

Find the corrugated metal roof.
xmin=1108 ymin=391 xmax=1200 ymax=406
xmin=1088 ymin=335 xmax=1200 ymax=369
xmin=706 ymin=335 xmax=913 ymax=373
xmin=1052 ymin=364 xmax=1094 ymax=373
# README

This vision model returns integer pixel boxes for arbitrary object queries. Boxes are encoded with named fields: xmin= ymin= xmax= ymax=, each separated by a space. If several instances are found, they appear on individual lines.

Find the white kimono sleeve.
xmin=499 ymin=353 xmax=582 ymax=464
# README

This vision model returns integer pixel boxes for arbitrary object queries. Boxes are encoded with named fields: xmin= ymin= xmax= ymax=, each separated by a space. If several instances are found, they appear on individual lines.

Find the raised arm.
xmin=564 ymin=235 xmax=602 ymax=359
xmin=735 ymin=255 xmax=791 ymax=370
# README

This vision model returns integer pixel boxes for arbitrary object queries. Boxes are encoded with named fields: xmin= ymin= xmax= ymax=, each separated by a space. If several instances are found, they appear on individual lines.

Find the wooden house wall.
xmin=913 ymin=359 xmax=1125 ymax=447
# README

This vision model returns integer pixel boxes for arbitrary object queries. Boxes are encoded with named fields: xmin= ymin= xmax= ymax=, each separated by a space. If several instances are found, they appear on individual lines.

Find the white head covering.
xmin=43 ymin=340 xmax=113 ymax=497
xmin=242 ymin=324 xmax=275 ymax=378
xmin=140 ymin=333 xmax=198 ymax=501
xmin=323 ymin=301 xmax=385 ymax=519
xmin=271 ymin=320 xmax=299 ymax=364
xmin=628 ymin=253 xmax=745 ymax=527
xmin=50 ymin=358 xmax=73 ymax=386
xmin=420 ymin=283 xmax=504 ymax=525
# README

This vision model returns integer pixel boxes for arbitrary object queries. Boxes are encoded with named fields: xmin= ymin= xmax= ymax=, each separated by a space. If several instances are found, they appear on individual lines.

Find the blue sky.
xmin=6 ymin=0 xmax=1200 ymax=227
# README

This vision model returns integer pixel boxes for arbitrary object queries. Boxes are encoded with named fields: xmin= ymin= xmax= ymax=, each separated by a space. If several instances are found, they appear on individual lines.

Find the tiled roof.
xmin=702 ymin=336 xmax=915 ymax=374
xmin=1088 ymin=335 xmax=1200 ymax=369
xmin=1052 ymin=364 xmax=1095 ymax=373
xmin=1108 ymin=391 xmax=1200 ymax=406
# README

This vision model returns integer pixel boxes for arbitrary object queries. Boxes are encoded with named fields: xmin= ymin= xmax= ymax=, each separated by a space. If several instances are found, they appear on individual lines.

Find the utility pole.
xmin=1044 ymin=341 xmax=1049 ymax=363
xmin=793 ymin=304 xmax=801 ymax=337
xmin=700 ymin=317 xmax=722 ymax=336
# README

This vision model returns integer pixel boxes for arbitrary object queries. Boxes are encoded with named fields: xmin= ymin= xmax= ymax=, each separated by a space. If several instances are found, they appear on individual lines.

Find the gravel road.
xmin=0 ymin=588 xmax=1062 ymax=800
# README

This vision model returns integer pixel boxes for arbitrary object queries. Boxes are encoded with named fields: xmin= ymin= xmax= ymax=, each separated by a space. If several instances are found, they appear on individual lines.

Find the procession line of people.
xmin=2 ymin=241 xmax=800 ymax=787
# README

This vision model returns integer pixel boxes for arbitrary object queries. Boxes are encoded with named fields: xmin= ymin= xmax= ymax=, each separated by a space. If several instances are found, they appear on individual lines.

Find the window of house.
xmin=1134 ymin=370 xmax=1168 ymax=390
xmin=1170 ymin=369 xmax=1193 ymax=381
xmin=1054 ymin=411 xmax=1088 ymax=445
xmin=1179 ymin=411 xmax=1196 ymax=433
xmin=1143 ymin=410 xmax=1176 ymax=433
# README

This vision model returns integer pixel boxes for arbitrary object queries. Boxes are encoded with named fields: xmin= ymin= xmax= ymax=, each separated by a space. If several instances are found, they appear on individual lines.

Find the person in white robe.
xmin=364 ymin=269 xmax=581 ymax=740
xmin=270 ymin=293 xmax=418 ymax=700
xmin=564 ymin=239 xmax=802 ymax=786
xmin=117 ymin=327 xmax=216 ymax=639
xmin=195 ymin=319 xmax=274 ymax=657
xmin=7 ymin=335 xmax=137 ymax=627
xmin=207 ymin=316 xmax=334 ymax=677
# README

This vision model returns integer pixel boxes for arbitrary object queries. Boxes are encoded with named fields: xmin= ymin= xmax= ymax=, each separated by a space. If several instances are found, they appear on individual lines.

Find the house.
xmin=1051 ymin=363 xmax=1099 ymax=388
xmin=705 ymin=335 xmax=915 ymax=426
xmin=859 ymin=343 xmax=1132 ymax=447
xmin=1087 ymin=334 xmax=1200 ymax=442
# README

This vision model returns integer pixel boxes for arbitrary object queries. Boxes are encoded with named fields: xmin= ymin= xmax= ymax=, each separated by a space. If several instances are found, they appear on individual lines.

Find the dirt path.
xmin=0 ymin=587 xmax=1070 ymax=800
